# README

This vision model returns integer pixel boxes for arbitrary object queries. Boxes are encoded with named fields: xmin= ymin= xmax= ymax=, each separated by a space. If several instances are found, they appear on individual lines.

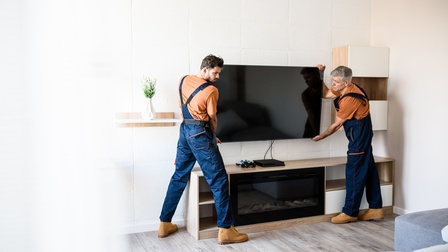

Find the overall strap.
xmin=178 ymin=75 xmax=211 ymax=105
xmin=334 ymin=83 xmax=369 ymax=111
xmin=340 ymin=83 xmax=369 ymax=101
xmin=184 ymin=83 xmax=211 ymax=105
xmin=343 ymin=83 xmax=369 ymax=101
xmin=178 ymin=75 xmax=188 ymax=104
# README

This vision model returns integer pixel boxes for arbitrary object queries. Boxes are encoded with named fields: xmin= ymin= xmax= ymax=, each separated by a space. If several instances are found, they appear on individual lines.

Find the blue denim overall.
xmin=159 ymin=76 xmax=234 ymax=228
xmin=334 ymin=86 xmax=383 ymax=216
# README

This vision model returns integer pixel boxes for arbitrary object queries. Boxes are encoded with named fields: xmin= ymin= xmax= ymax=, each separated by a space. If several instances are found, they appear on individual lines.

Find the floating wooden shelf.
xmin=116 ymin=112 xmax=181 ymax=127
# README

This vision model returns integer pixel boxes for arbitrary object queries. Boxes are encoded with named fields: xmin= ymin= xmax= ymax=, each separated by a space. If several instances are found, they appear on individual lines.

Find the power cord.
xmin=263 ymin=140 xmax=275 ymax=160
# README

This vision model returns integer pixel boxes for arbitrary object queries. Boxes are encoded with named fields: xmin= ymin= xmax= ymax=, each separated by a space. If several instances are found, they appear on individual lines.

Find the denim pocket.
xmin=188 ymin=127 xmax=209 ymax=150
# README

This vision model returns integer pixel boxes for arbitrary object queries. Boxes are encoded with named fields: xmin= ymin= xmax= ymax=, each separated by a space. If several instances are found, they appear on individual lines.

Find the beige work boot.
xmin=218 ymin=226 xmax=249 ymax=245
xmin=331 ymin=212 xmax=358 ymax=224
xmin=158 ymin=222 xmax=178 ymax=238
xmin=358 ymin=208 xmax=384 ymax=221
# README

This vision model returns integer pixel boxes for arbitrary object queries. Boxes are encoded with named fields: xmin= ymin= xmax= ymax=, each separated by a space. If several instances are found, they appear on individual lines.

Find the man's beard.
xmin=206 ymin=77 xmax=217 ymax=83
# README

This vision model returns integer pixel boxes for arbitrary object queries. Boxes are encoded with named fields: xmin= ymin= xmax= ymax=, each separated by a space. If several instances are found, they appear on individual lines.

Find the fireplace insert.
xmin=229 ymin=167 xmax=324 ymax=226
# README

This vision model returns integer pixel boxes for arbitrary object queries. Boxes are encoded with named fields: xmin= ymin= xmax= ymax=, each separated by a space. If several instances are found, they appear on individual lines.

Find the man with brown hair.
xmin=158 ymin=54 xmax=248 ymax=244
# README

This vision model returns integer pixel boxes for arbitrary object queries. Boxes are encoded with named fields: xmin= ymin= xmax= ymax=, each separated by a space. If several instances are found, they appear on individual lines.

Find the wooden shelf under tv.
xmin=186 ymin=156 xmax=394 ymax=240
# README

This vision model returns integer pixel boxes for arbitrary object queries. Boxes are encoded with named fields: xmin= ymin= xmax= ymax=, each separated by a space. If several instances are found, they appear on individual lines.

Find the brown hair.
xmin=200 ymin=54 xmax=224 ymax=69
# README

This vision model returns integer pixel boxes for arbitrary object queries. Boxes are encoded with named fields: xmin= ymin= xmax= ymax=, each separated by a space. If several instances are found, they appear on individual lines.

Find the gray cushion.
xmin=442 ymin=225 xmax=448 ymax=242
xmin=394 ymin=208 xmax=448 ymax=251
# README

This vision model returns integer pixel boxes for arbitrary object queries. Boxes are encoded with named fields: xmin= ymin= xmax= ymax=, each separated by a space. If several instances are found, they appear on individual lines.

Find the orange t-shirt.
xmin=331 ymin=84 xmax=369 ymax=120
xmin=179 ymin=75 xmax=219 ymax=121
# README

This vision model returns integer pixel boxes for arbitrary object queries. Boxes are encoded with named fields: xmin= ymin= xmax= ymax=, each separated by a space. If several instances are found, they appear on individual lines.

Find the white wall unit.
xmin=332 ymin=45 xmax=390 ymax=130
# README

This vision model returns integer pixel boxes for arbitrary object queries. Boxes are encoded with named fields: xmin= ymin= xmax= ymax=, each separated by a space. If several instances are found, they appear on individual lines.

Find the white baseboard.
xmin=121 ymin=217 xmax=185 ymax=235
xmin=393 ymin=206 xmax=406 ymax=215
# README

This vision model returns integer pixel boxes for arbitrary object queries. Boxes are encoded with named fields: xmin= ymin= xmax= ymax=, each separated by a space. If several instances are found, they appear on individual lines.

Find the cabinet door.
xmin=325 ymin=185 xmax=393 ymax=214
xmin=370 ymin=100 xmax=388 ymax=130
xmin=325 ymin=190 xmax=345 ymax=214
xmin=332 ymin=46 xmax=389 ymax=77
xmin=348 ymin=46 xmax=389 ymax=77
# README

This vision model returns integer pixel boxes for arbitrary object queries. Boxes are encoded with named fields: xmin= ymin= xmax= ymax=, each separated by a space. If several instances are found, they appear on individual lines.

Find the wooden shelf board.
xmin=192 ymin=156 xmax=394 ymax=177
xmin=199 ymin=216 xmax=218 ymax=231
xmin=326 ymin=179 xmax=346 ymax=191
xmin=116 ymin=112 xmax=181 ymax=127
xmin=326 ymin=179 xmax=393 ymax=191
xmin=198 ymin=192 xmax=214 ymax=205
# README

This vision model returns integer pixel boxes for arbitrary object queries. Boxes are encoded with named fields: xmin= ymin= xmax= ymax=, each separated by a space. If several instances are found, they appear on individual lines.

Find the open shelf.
xmin=198 ymin=192 xmax=214 ymax=205
xmin=116 ymin=112 xmax=181 ymax=127
xmin=199 ymin=216 xmax=218 ymax=231
xmin=326 ymin=178 xmax=394 ymax=192
xmin=326 ymin=179 xmax=346 ymax=191
xmin=352 ymin=77 xmax=388 ymax=100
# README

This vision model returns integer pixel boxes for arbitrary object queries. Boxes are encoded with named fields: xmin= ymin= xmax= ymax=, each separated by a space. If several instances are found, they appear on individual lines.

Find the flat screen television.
xmin=214 ymin=64 xmax=322 ymax=143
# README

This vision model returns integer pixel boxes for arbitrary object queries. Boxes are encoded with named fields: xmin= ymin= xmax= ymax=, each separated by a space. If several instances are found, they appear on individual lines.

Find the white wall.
xmin=371 ymin=0 xmax=448 ymax=214
xmin=120 ymin=0 xmax=384 ymax=234
xmin=1 ymin=0 xmax=129 ymax=251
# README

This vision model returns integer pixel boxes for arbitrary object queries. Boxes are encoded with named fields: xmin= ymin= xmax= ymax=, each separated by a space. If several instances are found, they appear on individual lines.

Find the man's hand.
xmin=312 ymin=134 xmax=324 ymax=142
xmin=317 ymin=64 xmax=326 ymax=71
xmin=216 ymin=137 xmax=222 ymax=144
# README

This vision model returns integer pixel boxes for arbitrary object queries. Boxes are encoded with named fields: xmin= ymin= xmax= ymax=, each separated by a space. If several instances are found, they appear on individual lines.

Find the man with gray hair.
xmin=312 ymin=65 xmax=383 ymax=224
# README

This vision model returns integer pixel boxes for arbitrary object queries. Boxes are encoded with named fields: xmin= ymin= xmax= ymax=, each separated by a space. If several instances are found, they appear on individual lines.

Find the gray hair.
xmin=330 ymin=66 xmax=353 ymax=83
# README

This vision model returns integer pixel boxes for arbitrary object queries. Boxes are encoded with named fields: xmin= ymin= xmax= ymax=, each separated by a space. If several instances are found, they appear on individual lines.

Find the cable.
xmin=263 ymin=140 xmax=275 ymax=160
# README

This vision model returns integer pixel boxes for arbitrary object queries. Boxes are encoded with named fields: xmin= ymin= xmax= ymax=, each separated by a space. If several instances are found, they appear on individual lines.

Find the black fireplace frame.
xmin=229 ymin=167 xmax=325 ymax=226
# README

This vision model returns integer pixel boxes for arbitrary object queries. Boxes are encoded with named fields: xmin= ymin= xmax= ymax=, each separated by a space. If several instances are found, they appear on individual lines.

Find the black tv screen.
xmin=215 ymin=64 xmax=322 ymax=143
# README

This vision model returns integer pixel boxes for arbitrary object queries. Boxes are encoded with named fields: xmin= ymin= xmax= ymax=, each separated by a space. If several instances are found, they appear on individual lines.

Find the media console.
xmin=185 ymin=156 xmax=394 ymax=240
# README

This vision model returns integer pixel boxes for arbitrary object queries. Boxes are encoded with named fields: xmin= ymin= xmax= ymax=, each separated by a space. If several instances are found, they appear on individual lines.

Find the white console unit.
xmin=185 ymin=156 xmax=394 ymax=240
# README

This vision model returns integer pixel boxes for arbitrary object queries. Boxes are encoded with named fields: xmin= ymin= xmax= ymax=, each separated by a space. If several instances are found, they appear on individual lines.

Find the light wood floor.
xmin=126 ymin=214 xmax=397 ymax=252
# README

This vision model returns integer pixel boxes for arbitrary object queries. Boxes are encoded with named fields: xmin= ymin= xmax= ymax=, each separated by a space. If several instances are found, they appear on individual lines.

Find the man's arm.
xmin=316 ymin=64 xmax=337 ymax=99
xmin=209 ymin=114 xmax=222 ymax=144
xmin=209 ymin=114 xmax=218 ymax=133
xmin=312 ymin=116 xmax=346 ymax=141
xmin=322 ymin=82 xmax=337 ymax=99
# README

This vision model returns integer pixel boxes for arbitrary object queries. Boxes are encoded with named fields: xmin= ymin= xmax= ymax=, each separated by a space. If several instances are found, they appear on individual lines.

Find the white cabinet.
xmin=325 ymin=185 xmax=393 ymax=214
xmin=332 ymin=45 xmax=390 ymax=130
xmin=325 ymin=157 xmax=394 ymax=214
xmin=332 ymin=46 xmax=389 ymax=77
